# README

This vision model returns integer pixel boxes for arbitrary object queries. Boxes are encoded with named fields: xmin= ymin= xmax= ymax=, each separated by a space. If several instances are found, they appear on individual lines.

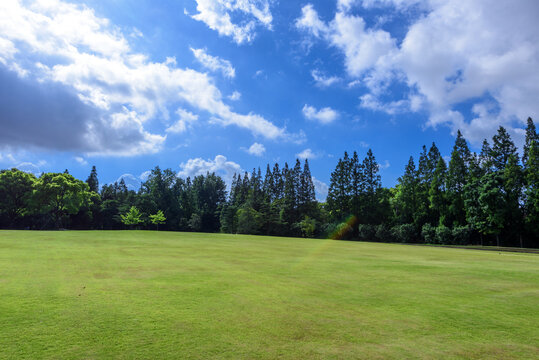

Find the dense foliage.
xmin=1 ymin=118 xmax=537 ymax=247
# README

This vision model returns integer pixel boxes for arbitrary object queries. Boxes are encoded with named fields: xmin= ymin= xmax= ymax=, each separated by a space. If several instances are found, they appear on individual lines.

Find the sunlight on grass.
xmin=0 ymin=231 xmax=537 ymax=359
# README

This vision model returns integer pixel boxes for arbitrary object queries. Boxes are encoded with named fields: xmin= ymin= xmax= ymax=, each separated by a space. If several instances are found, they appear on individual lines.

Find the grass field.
xmin=0 ymin=231 xmax=537 ymax=359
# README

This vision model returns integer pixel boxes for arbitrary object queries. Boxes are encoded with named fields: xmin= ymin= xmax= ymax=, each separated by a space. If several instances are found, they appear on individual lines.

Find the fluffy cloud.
xmin=359 ymin=94 xmax=408 ymax=115
xmin=0 ymin=0 xmax=287 ymax=156
xmin=189 ymin=0 xmax=273 ymax=44
xmin=191 ymin=47 xmax=235 ymax=78
xmin=74 ymin=156 xmax=88 ymax=165
xmin=311 ymin=69 xmax=340 ymax=87
xmin=311 ymin=176 xmax=328 ymax=201
xmin=296 ymin=148 xmax=317 ymax=160
xmin=166 ymin=108 xmax=199 ymax=134
xmin=228 ymin=91 xmax=241 ymax=101
xmin=16 ymin=162 xmax=42 ymax=177
xmin=302 ymin=104 xmax=339 ymax=124
xmin=246 ymin=142 xmax=266 ymax=156
xmin=296 ymin=0 xmax=539 ymax=144
xmin=178 ymin=155 xmax=242 ymax=184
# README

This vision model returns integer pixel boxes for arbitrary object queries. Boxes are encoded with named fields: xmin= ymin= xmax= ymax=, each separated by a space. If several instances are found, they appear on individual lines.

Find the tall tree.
xmin=362 ymin=149 xmax=382 ymax=224
xmin=86 ymin=166 xmax=99 ymax=193
xmin=446 ymin=130 xmax=471 ymax=226
xmin=522 ymin=117 xmax=538 ymax=167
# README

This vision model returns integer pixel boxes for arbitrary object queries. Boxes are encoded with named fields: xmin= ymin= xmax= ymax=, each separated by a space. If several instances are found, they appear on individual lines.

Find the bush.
xmin=421 ymin=223 xmax=436 ymax=244
xmin=357 ymin=224 xmax=376 ymax=241
xmin=391 ymin=224 xmax=418 ymax=243
xmin=326 ymin=221 xmax=354 ymax=240
xmin=435 ymin=225 xmax=452 ymax=244
xmin=452 ymin=226 xmax=473 ymax=245
xmin=375 ymin=224 xmax=393 ymax=242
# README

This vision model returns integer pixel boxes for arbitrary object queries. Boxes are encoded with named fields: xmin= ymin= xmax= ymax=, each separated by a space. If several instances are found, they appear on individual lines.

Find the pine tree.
xmin=522 ymin=117 xmax=538 ymax=167
xmin=395 ymin=156 xmax=418 ymax=224
xmin=446 ymin=131 xmax=472 ymax=225
xmin=86 ymin=166 xmax=99 ymax=193
xmin=491 ymin=126 xmax=518 ymax=172
xmin=362 ymin=149 xmax=382 ymax=224
xmin=523 ymin=141 xmax=539 ymax=245
xmin=429 ymin=157 xmax=447 ymax=226
xmin=327 ymin=153 xmax=352 ymax=221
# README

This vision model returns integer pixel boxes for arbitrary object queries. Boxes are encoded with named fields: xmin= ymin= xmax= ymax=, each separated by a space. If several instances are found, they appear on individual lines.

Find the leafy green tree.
xmin=33 ymin=172 xmax=92 ymax=228
xmin=0 ymin=169 xmax=36 ymax=227
xmin=121 ymin=206 xmax=143 ymax=228
xmin=149 ymin=210 xmax=166 ymax=231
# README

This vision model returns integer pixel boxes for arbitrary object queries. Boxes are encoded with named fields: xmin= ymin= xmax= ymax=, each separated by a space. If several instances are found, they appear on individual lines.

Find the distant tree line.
xmin=0 ymin=118 xmax=537 ymax=248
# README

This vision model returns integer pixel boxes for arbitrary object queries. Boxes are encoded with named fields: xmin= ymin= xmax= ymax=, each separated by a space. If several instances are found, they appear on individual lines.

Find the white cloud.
xmin=302 ymin=104 xmax=339 ymax=124
xmin=359 ymin=141 xmax=369 ymax=148
xmin=311 ymin=69 xmax=340 ymax=87
xmin=166 ymin=108 xmax=199 ymax=134
xmin=74 ymin=156 xmax=88 ymax=165
xmin=139 ymin=170 xmax=151 ymax=181
xmin=16 ymin=162 xmax=42 ymax=177
xmin=246 ymin=142 xmax=265 ymax=156
xmin=116 ymin=173 xmax=141 ymax=191
xmin=296 ymin=1 xmax=539 ymax=144
xmin=312 ymin=176 xmax=328 ymax=201
xmin=190 ymin=47 xmax=235 ymax=78
xmin=359 ymin=94 xmax=408 ymax=115
xmin=190 ymin=0 xmax=273 ymax=44
xmin=228 ymin=91 xmax=241 ymax=101
xmin=0 ymin=0 xmax=288 ymax=157
xmin=378 ymin=160 xmax=390 ymax=170
xmin=296 ymin=148 xmax=317 ymax=160
xmin=178 ymin=155 xmax=242 ymax=185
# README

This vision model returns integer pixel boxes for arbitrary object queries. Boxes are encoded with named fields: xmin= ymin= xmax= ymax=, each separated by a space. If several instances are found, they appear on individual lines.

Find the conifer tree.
xmin=523 ymin=117 xmax=538 ymax=167
xmin=86 ymin=166 xmax=99 ymax=193
xmin=362 ymin=149 xmax=382 ymax=224
xmin=446 ymin=131 xmax=472 ymax=225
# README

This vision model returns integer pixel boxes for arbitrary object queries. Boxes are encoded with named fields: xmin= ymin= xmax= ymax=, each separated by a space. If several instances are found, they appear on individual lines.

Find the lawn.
xmin=0 ymin=231 xmax=537 ymax=359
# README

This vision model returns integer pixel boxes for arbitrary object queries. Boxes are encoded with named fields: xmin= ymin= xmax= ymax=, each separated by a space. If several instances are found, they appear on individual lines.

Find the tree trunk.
xmin=520 ymin=234 xmax=523 ymax=248
xmin=496 ymin=234 xmax=500 ymax=247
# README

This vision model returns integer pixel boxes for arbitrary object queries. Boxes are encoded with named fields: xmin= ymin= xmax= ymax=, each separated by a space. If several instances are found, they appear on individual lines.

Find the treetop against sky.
xmin=0 ymin=0 xmax=537 ymax=199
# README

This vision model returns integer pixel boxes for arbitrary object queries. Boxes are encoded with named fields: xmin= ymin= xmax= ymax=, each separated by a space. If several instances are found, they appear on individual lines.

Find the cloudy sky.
xmin=1 ymin=0 xmax=538 ymax=199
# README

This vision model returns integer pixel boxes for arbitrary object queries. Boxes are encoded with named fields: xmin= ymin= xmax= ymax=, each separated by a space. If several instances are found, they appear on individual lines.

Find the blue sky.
xmin=1 ymin=0 xmax=538 ymax=199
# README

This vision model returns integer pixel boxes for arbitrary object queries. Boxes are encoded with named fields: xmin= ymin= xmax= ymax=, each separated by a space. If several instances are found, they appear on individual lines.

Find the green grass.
xmin=0 ymin=231 xmax=538 ymax=359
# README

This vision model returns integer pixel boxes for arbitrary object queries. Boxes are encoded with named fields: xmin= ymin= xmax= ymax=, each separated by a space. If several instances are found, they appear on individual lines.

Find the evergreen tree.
xmin=522 ymin=117 xmax=538 ymax=167
xmin=395 ymin=156 xmax=418 ymax=224
xmin=523 ymin=141 xmax=539 ymax=245
xmin=86 ymin=166 xmax=99 ymax=193
xmin=327 ymin=153 xmax=352 ymax=221
xmin=491 ymin=126 xmax=518 ymax=171
xmin=362 ymin=149 xmax=382 ymax=224
xmin=428 ymin=157 xmax=447 ymax=226
xmin=446 ymin=131 xmax=471 ymax=226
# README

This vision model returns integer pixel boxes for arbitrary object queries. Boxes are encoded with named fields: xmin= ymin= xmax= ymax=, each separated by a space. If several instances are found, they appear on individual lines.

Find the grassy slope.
xmin=0 ymin=231 xmax=537 ymax=359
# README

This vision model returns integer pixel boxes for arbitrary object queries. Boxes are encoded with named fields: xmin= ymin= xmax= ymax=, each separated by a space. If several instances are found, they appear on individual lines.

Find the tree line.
xmin=0 ymin=118 xmax=537 ymax=248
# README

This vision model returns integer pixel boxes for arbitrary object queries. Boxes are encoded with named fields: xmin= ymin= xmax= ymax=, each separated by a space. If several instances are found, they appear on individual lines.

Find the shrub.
xmin=357 ymin=224 xmax=376 ymax=241
xmin=435 ymin=225 xmax=453 ymax=244
xmin=391 ymin=224 xmax=418 ymax=243
xmin=452 ymin=226 xmax=473 ymax=245
xmin=421 ymin=223 xmax=436 ymax=244
xmin=375 ymin=224 xmax=393 ymax=243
